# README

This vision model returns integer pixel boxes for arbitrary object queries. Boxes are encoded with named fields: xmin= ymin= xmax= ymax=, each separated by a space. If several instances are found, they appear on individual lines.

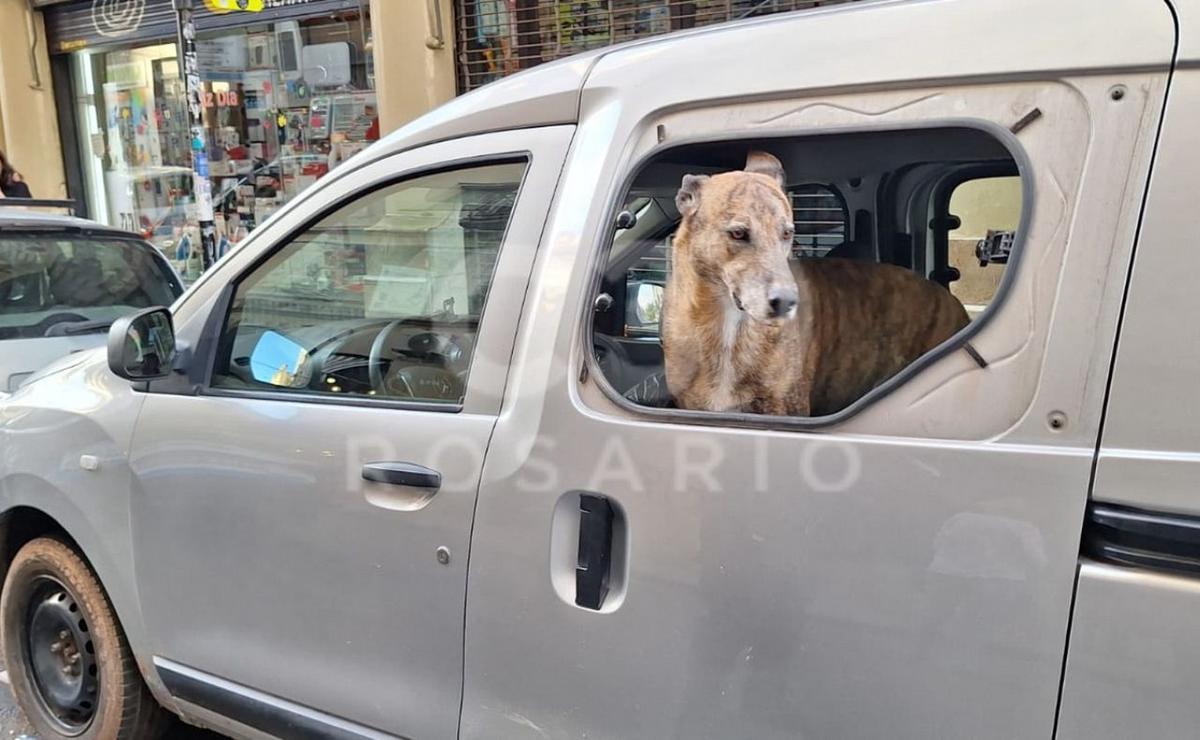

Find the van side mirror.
xmin=625 ymin=281 xmax=664 ymax=333
xmin=107 ymin=307 xmax=176 ymax=381
xmin=249 ymin=330 xmax=312 ymax=388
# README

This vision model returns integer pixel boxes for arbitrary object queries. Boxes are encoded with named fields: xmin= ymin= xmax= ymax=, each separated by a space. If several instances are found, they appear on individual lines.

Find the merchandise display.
xmin=69 ymin=11 xmax=377 ymax=279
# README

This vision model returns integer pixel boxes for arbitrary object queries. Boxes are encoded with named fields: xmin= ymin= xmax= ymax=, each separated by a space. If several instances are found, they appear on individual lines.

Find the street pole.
xmin=174 ymin=0 xmax=216 ymax=273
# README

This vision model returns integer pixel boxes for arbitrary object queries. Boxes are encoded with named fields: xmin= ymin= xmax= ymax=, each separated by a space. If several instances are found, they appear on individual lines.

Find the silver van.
xmin=0 ymin=0 xmax=1195 ymax=738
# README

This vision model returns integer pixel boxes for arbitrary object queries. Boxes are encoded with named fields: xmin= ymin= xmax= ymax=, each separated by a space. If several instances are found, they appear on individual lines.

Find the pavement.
xmin=0 ymin=669 xmax=228 ymax=739
xmin=0 ymin=673 xmax=35 ymax=739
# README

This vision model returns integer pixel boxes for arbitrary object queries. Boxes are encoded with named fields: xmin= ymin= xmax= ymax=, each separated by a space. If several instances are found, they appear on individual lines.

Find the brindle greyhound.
xmin=662 ymin=151 xmax=969 ymax=417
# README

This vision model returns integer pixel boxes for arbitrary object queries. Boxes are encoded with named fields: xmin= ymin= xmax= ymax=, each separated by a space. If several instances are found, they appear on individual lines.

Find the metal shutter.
xmin=45 ymin=0 xmax=178 ymax=52
xmin=44 ymin=0 xmax=363 ymax=54
xmin=454 ymin=0 xmax=861 ymax=93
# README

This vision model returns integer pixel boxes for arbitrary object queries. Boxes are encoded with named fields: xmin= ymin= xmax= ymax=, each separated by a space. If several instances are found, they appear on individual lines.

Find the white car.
xmin=0 ymin=204 xmax=184 ymax=392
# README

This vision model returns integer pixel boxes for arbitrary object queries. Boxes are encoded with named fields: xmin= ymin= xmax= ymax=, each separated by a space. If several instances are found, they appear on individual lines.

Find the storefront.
xmin=44 ymin=0 xmax=377 ymax=277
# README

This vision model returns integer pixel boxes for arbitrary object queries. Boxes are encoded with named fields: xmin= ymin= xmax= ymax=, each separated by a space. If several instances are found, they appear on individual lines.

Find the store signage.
xmin=203 ymin=90 xmax=241 ymax=108
xmin=204 ymin=0 xmax=264 ymax=10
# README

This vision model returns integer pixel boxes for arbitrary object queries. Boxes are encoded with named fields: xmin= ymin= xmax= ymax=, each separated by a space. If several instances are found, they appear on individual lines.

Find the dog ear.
xmin=745 ymin=150 xmax=785 ymax=188
xmin=676 ymin=174 xmax=709 ymax=218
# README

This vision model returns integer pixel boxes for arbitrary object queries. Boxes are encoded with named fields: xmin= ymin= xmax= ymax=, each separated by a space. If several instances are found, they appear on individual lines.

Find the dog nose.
xmin=768 ymin=288 xmax=798 ymax=318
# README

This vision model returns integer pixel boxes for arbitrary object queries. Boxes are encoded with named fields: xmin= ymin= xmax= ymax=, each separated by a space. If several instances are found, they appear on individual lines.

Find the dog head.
xmin=674 ymin=151 xmax=799 ymax=322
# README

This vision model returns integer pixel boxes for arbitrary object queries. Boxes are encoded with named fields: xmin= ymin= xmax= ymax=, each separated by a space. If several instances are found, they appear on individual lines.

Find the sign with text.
xmin=203 ymin=0 xmax=264 ymax=11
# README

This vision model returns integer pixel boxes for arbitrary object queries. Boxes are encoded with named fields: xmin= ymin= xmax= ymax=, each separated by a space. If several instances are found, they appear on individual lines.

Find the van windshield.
xmin=0 ymin=235 xmax=182 ymax=340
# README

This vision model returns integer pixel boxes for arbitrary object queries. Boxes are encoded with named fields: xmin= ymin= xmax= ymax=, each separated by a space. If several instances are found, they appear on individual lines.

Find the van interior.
xmin=592 ymin=126 xmax=1023 ymax=413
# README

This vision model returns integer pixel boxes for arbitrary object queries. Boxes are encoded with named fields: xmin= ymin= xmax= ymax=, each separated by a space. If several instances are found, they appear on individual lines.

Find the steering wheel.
xmin=368 ymin=320 xmax=404 ymax=394
xmin=367 ymin=321 xmax=464 ymax=399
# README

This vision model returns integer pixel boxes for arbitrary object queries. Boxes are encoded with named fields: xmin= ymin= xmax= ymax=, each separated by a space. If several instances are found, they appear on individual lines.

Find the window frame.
xmin=195 ymin=153 xmax=533 ymax=414
xmin=581 ymin=119 xmax=1033 ymax=430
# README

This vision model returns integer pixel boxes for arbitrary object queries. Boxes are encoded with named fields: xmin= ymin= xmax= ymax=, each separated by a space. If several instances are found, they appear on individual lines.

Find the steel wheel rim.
xmin=23 ymin=574 xmax=98 ymax=735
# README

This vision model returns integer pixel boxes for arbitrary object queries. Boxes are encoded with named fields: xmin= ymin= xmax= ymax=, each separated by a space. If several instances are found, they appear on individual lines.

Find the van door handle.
xmin=362 ymin=462 xmax=441 ymax=489
xmin=576 ymin=494 xmax=615 ymax=610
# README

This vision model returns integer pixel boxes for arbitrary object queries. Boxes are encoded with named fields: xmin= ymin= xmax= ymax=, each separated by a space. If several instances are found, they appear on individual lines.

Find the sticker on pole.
xmin=204 ymin=0 xmax=264 ymax=12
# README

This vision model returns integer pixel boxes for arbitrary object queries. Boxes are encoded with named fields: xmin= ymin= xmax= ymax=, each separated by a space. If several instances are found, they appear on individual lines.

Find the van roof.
xmin=364 ymin=0 xmax=1174 ymax=166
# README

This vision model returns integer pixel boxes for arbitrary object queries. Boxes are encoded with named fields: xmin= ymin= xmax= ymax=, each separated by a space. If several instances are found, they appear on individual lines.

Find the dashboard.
xmin=225 ymin=317 xmax=477 ymax=402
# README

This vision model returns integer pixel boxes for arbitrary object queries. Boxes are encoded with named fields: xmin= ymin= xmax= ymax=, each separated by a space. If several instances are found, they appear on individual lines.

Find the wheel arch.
xmin=0 ymin=488 xmax=177 ymax=713
xmin=0 ymin=505 xmax=83 ymax=586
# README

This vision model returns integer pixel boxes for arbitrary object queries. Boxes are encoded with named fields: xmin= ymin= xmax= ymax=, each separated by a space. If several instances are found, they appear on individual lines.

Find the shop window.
xmin=68 ymin=9 xmax=377 ymax=281
xmin=592 ymin=128 xmax=1021 ymax=419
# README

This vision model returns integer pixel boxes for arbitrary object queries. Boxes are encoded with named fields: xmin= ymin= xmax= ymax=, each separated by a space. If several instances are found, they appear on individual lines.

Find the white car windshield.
xmin=0 ymin=235 xmax=182 ymax=339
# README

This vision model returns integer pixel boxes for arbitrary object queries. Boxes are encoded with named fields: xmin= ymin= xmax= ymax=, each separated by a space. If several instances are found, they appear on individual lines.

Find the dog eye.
xmin=728 ymin=227 xmax=749 ymax=242
xmin=782 ymin=225 xmax=795 ymax=240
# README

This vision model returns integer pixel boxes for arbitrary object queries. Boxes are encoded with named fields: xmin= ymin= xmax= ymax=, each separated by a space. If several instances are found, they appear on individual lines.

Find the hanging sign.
xmin=203 ymin=0 xmax=264 ymax=12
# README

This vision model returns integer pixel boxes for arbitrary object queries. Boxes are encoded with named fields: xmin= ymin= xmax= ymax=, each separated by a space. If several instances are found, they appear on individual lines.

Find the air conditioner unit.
xmin=302 ymin=42 xmax=352 ymax=88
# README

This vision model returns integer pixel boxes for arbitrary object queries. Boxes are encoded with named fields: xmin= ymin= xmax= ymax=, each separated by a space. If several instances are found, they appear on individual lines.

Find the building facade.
xmin=0 ymin=0 xmax=68 ymax=202
xmin=453 ymin=1 xmax=853 ymax=90
xmin=42 ymin=0 xmax=382 ymax=275
xmin=2 ymin=0 xmax=856 ymax=277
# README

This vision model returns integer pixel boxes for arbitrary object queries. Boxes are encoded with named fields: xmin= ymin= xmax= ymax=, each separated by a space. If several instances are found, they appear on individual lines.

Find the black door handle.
xmin=576 ymin=494 xmax=615 ymax=610
xmin=362 ymin=462 xmax=441 ymax=489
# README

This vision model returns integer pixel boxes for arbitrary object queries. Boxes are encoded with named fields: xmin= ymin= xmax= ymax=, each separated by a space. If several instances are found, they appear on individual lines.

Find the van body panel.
xmin=1057 ymin=562 xmax=1200 ymax=739
xmin=0 ymin=349 xmax=168 ymax=702
xmin=1093 ymin=68 xmax=1200 ymax=516
xmin=582 ymin=0 xmax=1174 ymax=104
xmin=1171 ymin=0 xmax=1200 ymax=61
xmin=461 ymin=3 xmax=1174 ymax=739
xmin=1062 ymin=19 xmax=1200 ymax=733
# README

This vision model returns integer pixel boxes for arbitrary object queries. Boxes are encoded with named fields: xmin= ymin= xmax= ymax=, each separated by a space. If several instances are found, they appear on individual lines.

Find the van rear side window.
xmin=947 ymin=176 xmax=1021 ymax=317
xmin=592 ymin=127 xmax=1023 ymax=420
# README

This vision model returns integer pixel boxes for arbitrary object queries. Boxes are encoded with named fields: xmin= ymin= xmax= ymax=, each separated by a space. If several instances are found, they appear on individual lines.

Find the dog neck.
xmin=672 ymin=248 xmax=798 ymax=344
xmin=665 ymin=247 xmax=803 ymax=412
xmin=664 ymin=229 xmax=827 ymax=414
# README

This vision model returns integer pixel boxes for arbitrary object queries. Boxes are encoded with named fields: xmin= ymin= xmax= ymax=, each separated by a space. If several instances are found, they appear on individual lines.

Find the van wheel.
xmin=1 ymin=537 xmax=168 ymax=739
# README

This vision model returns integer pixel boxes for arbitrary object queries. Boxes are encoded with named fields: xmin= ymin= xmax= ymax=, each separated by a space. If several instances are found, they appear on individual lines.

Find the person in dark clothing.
xmin=0 ymin=150 xmax=31 ymax=198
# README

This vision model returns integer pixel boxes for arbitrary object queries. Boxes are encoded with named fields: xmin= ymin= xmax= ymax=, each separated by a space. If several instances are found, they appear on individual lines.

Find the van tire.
xmin=0 ymin=537 xmax=169 ymax=739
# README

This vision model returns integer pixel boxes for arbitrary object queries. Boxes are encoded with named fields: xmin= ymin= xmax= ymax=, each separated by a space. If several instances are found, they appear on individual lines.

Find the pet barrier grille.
xmin=456 ymin=0 xmax=863 ymax=93
xmin=791 ymin=184 xmax=846 ymax=258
